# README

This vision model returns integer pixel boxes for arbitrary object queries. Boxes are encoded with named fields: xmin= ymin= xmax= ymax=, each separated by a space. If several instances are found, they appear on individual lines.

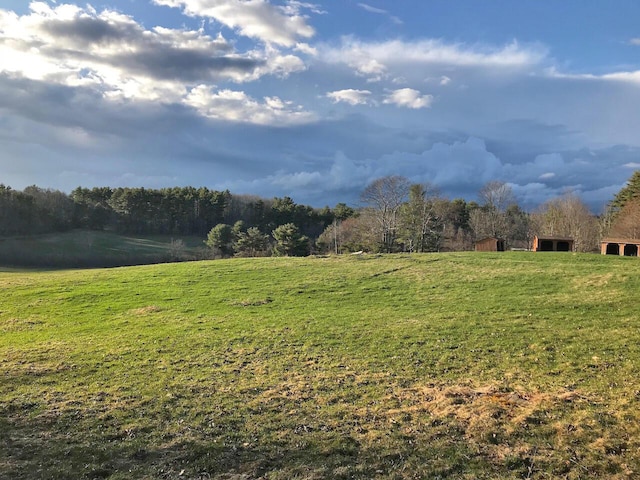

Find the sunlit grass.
xmin=1 ymin=252 xmax=640 ymax=478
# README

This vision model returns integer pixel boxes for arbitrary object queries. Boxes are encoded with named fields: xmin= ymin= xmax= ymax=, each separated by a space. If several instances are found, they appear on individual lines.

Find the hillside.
xmin=1 ymin=253 xmax=640 ymax=479
xmin=0 ymin=230 xmax=207 ymax=268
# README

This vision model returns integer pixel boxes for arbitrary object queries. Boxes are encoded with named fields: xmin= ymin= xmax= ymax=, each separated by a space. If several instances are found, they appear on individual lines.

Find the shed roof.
xmin=601 ymin=237 xmax=640 ymax=244
xmin=534 ymin=236 xmax=574 ymax=241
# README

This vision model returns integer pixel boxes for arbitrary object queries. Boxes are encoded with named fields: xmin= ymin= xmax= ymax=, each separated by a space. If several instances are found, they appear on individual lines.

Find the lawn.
xmin=1 ymin=252 xmax=639 ymax=479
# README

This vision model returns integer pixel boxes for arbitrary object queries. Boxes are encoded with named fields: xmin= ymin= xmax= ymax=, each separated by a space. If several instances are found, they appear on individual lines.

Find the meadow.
xmin=1 ymin=252 xmax=640 ymax=479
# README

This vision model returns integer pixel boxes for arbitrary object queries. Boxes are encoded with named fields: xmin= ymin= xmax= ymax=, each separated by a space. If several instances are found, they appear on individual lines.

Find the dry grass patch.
xmin=0 ymin=317 xmax=43 ymax=332
xmin=128 ymin=305 xmax=163 ymax=315
xmin=231 ymin=298 xmax=273 ymax=307
xmin=246 ymin=373 xmax=639 ymax=477
xmin=571 ymin=272 xmax=614 ymax=288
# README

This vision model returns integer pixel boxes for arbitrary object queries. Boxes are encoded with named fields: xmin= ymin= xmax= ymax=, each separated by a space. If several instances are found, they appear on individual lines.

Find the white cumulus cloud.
xmin=326 ymin=89 xmax=372 ymax=105
xmin=152 ymin=0 xmax=316 ymax=47
xmin=185 ymin=85 xmax=315 ymax=125
xmin=383 ymin=88 xmax=433 ymax=109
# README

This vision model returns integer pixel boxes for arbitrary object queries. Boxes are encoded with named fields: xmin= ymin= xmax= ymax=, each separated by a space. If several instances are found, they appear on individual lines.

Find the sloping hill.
xmin=1 ymin=252 xmax=639 ymax=478
xmin=0 ymin=230 xmax=207 ymax=268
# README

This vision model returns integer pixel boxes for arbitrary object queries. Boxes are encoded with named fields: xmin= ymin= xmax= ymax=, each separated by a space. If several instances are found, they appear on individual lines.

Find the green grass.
xmin=0 ymin=230 xmax=206 ymax=268
xmin=1 ymin=252 xmax=640 ymax=479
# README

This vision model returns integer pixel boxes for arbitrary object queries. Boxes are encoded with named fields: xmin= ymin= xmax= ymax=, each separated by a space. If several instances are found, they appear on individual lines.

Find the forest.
xmin=0 ymin=170 xmax=638 ymax=264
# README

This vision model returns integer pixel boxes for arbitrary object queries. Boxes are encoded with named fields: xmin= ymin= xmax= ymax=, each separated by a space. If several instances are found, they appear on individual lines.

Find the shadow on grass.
xmin=1 ymin=406 xmax=477 ymax=480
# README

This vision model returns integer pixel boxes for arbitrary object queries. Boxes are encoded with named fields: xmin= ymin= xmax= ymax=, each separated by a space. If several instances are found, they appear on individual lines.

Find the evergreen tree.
xmin=234 ymin=227 xmax=270 ymax=257
xmin=205 ymin=224 xmax=234 ymax=257
xmin=611 ymin=170 xmax=640 ymax=212
xmin=272 ymin=223 xmax=309 ymax=256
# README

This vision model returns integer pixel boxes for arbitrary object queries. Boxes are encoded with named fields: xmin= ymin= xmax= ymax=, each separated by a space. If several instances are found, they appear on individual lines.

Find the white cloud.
xmin=357 ymin=3 xmax=387 ymax=15
xmin=539 ymin=172 xmax=556 ymax=180
xmin=546 ymin=67 xmax=640 ymax=85
xmin=356 ymin=3 xmax=402 ymax=25
xmin=253 ymin=46 xmax=307 ymax=78
xmin=184 ymin=85 xmax=316 ymax=125
xmin=601 ymin=71 xmax=640 ymax=84
xmin=294 ymin=42 xmax=318 ymax=56
xmin=624 ymin=162 xmax=640 ymax=168
xmin=630 ymin=38 xmax=640 ymax=46
xmin=321 ymin=38 xmax=546 ymax=81
xmin=383 ymin=88 xmax=433 ymax=109
xmin=152 ymin=0 xmax=316 ymax=47
xmin=0 ymin=2 xmax=307 ymax=107
xmin=440 ymin=75 xmax=451 ymax=86
xmin=326 ymin=89 xmax=372 ymax=105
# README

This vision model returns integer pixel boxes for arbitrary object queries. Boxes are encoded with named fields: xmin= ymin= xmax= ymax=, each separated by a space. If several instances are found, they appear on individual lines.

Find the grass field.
xmin=1 ymin=252 xmax=640 ymax=479
xmin=0 ymin=230 xmax=207 ymax=268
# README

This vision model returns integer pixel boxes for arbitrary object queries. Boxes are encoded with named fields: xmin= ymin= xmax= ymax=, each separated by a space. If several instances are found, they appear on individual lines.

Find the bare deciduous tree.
xmin=534 ymin=193 xmax=599 ymax=252
xmin=400 ymin=183 xmax=443 ymax=252
xmin=471 ymin=181 xmax=516 ymax=241
xmin=479 ymin=180 xmax=516 ymax=212
xmin=608 ymin=199 xmax=640 ymax=239
xmin=360 ymin=176 xmax=410 ymax=252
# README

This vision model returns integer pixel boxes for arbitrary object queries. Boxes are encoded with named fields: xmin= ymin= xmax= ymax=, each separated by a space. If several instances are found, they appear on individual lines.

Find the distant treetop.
xmin=611 ymin=170 xmax=640 ymax=211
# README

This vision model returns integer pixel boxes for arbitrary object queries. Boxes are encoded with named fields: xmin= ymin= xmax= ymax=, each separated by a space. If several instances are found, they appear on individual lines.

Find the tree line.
xmin=2 ymin=171 xmax=638 ymax=260
xmin=0 ymin=185 xmax=333 ymax=238
xmin=317 ymin=176 xmax=606 ymax=255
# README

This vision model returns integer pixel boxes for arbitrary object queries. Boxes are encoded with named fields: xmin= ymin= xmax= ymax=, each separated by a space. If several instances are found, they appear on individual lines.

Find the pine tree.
xmin=611 ymin=170 xmax=640 ymax=212
xmin=272 ymin=223 xmax=309 ymax=256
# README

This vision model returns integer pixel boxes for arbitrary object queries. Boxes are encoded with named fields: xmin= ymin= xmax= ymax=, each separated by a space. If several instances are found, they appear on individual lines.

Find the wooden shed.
xmin=601 ymin=237 xmax=640 ymax=256
xmin=532 ymin=236 xmax=574 ymax=252
xmin=475 ymin=237 xmax=505 ymax=252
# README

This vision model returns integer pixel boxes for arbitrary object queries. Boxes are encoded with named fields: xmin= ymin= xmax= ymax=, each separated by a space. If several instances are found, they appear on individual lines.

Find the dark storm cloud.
xmin=40 ymin=16 xmax=141 ymax=45
xmin=112 ymin=49 xmax=263 ymax=83
xmin=0 ymin=74 xmax=173 ymax=136
xmin=36 ymin=15 xmax=262 ymax=82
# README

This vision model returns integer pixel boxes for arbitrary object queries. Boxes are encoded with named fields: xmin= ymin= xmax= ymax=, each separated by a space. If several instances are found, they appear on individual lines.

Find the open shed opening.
xmin=624 ymin=244 xmax=638 ymax=256
xmin=533 ymin=236 xmax=575 ymax=252
xmin=539 ymin=240 xmax=554 ymax=251
xmin=606 ymin=243 xmax=620 ymax=255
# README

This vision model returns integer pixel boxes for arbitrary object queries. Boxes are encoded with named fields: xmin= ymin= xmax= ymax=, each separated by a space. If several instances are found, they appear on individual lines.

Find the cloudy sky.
xmin=2 ymin=0 xmax=640 ymax=210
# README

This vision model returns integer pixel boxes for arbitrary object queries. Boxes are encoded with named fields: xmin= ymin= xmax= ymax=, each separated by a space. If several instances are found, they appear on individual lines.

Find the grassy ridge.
xmin=1 ymin=253 xmax=640 ymax=479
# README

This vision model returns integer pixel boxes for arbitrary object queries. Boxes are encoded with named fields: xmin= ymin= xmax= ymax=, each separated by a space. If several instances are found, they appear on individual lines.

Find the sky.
xmin=1 ymin=1 xmax=640 ymax=211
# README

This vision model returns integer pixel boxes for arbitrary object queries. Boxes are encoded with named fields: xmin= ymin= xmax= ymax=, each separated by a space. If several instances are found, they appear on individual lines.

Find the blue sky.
xmin=1 ymin=1 xmax=640 ymax=210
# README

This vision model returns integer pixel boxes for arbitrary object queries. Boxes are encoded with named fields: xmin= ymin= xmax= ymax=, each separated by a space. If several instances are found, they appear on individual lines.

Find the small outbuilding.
xmin=532 ymin=236 xmax=574 ymax=252
xmin=475 ymin=237 xmax=505 ymax=252
xmin=601 ymin=238 xmax=640 ymax=257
